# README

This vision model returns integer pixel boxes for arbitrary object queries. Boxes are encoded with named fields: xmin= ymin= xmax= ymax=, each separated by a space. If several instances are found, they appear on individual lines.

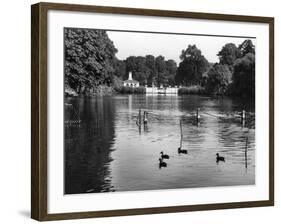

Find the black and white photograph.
xmin=64 ymin=28 xmax=256 ymax=194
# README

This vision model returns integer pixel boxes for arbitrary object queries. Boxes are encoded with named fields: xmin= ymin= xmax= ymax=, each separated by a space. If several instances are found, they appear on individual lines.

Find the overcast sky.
xmin=107 ymin=31 xmax=255 ymax=64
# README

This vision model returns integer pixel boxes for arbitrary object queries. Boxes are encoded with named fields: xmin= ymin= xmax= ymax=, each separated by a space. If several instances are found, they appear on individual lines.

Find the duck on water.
xmin=216 ymin=153 xmax=225 ymax=162
xmin=178 ymin=147 xmax=187 ymax=154
xmin=160 ymin=151 xmax=169 ymax=159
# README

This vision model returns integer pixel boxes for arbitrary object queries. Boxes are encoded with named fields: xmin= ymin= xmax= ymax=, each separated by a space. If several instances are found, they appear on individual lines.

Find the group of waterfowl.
xmin=135 ymin=108 xmax=228 ymax=168
xmin=158 ymin=148 xmax=188 ymax=168
xmin=159 ymin=151 xmax=226 ymax=168
xmin=159 ymin=151 xmax=169 ymax=168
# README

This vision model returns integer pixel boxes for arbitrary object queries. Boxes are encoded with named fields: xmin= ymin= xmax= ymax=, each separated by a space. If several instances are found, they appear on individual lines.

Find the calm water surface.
xmin=64 ymin=95 xmax=255 ymax=194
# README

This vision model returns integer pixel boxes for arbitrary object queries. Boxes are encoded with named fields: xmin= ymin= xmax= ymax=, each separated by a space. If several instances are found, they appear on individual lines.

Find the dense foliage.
xmin=239 ymin=39 xmax=255 ymax=57
xmin=217 ymin=43 xmax=241 ymax=70
xmin=231 ymin=53 xmax=255 ymax=97
xmin=64 ymin=28 xmax=255 ymax=97
xmin=65 ymin=28 xmax=117 ymax=94
xmin=123 ymin=55 xmax=177 ymax=86
xmin=175 ymin=45 xmax=209 ymax=86
xmin=205 ymin=64 xmax=232 ymax=95
xmin=206 ymin=40 xmax=255 ymax=97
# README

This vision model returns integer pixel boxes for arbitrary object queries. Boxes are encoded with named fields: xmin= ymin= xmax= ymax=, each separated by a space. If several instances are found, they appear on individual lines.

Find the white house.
xmin=123 ymin=72 xmax=139 ymax=87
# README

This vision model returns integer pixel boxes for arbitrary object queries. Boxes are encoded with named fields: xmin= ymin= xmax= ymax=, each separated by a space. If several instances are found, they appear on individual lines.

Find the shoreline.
xmin=65 ymin=86 xmax=254 ymax=99
xmin=65 ymin=91 xmax=255 ymax=101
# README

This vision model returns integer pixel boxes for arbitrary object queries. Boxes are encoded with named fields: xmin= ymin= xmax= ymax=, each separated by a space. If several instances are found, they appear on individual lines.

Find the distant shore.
xmin=65 ymin=85 xmax=203 ymax=97
xmin=65 ymin=85 xmax=252 ymax=98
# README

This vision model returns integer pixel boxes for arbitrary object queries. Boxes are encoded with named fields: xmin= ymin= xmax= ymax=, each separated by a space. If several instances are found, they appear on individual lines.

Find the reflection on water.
xmin=64 ymin=95 xmax=255 ymax=194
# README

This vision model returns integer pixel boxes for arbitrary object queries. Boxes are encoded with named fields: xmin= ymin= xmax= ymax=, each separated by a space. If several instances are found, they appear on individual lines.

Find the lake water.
xmin=64 ymin=94 xmax=255 ymax=194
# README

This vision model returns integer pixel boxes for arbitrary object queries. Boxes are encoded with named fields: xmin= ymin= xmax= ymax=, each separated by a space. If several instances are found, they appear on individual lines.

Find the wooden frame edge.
xmin=36 ymin=2 xmax=274 ymax=23
xmin=269 ymin=18 xmax=274 ymax=205
xmin=31 ymin=3 xmax=40 ymax=220
xmin=31 ymin=2 xmax=274 ymax=221
xmin=41 ymin=200 xmax=272 ymax=221
xmin=31 ymin=3 xmax=48 ymax=221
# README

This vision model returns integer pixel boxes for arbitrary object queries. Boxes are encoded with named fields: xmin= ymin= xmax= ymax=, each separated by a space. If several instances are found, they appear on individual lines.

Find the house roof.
xmin=123 ymin=79 xmax=139 ymax=84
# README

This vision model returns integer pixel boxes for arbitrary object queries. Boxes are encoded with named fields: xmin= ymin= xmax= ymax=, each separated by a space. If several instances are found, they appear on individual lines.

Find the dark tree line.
xmin=65 ymin=28 xmax=177 ymax=94
xmin=115 ymin=55 xmax=177 ymax=87
xmin=65 ymin=28 xmax=255 ymax=97
xmin=207 ymin=39 xmax=255 ymax=96
xmin=174 ymin=40 xmax=255 ymax=97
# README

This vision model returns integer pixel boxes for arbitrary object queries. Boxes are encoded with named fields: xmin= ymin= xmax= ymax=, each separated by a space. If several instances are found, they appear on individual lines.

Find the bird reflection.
xmin=159 ymin=158 xmax=167 ymax=168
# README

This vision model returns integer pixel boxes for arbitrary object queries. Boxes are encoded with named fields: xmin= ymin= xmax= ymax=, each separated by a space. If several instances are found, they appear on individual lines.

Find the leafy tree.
xmin=175 ymin=45 xmax=209 ymax=86
xmin=145 ymin=55 xmax=157 ymax=86
xmin=125 ymin=56 xmax=138 ymax=74
xmin=125 ymin=56 xmax=149 ymax=85
xmin=155 ymin=56 xmax=166 ymax=73
xmin=206 ymin=63 xmax=232 ymax=95
xmin=176 ymin=60 xmax=195 ymax=85
xmin=112 ymin=75 xmax=124 ymax=91
xmin=231 ymin=53 xmax=255 ymax=97
xmin=64 ymin=28 xmax=117 ymax=93
xmin=155 ymin=56 xmax=167 ymax=86
xmin=165 ymin=60 xmax=177 ymax=86
xmin=113 ymin=59 xmax=126 ymax=80
xmin=217 ymin=43 xmax=241 ymax=70
xmin=239 ymin=39 xmax=255 ymax=57
xmin=179 ymin=44 xmax=203 ymax=61
xmin=135 ymin=56 xmax=150 ymax=85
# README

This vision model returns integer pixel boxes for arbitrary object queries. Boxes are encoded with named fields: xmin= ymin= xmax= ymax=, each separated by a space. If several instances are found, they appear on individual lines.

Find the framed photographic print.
xmin=31 ymin=2 xmax=274 ymax=221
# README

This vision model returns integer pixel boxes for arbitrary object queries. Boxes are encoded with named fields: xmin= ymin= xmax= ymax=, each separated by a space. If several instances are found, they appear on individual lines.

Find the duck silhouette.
xmin=216 ymin=153 xmax=225 ymax=162
xmin=160 ymin=151 xmax=170 ymax=159
xmin=159 ymin=158 xmax=167 ymax=168
xmin=178 ymin=147 xmax=187 ymax=154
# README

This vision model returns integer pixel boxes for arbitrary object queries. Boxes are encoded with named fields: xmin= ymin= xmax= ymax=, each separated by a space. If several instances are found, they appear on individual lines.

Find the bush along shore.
xmin=178 ymin=85 xmax=205 ymax=95
xmin=65 ymin=85 xmax=114 ymax=97
xmin=65 ymin=85 xmax=243 ymax=97
xmin=65 ymin=85 xmax=147 ymax=97
xmin=115 ymin=86 xmax=146 ymax=94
